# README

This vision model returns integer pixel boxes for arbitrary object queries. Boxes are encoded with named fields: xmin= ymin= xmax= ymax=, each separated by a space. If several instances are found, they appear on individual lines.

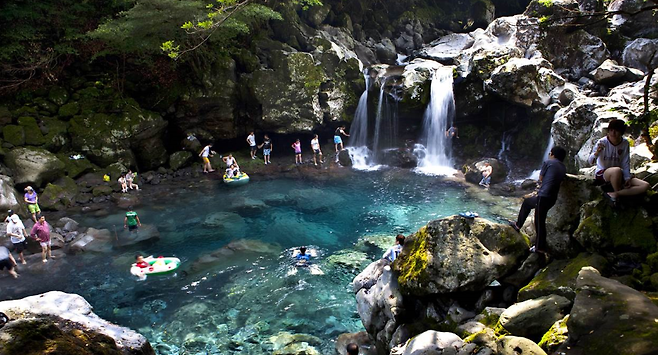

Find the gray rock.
xmin=394 ymin=216 xmax=529 ymax=295
xmin=0 ymin=291 xmax=154 ymax=354
xmin=541 ymin=29 xmax=609 ymax=79
xmin=396 ymin=331 xmax=464 ymax=355
xmin=497 ymin=336 xmax=546 ymax=355
xmin=374 ymin=38 xmax=397 ymax=64
xmin=589 ymin=59 xmax=627 ymax=84
xmin=499 ymin=294 xmax=571 ymax=339
xmin=622 ymin=38 xmax=658 ymax=73
xmin=0 ymin=175 xmax=23 ymax=213
xmin=560 ymin=267 xmax=658 ymax=354
xmin=4 ymin=147 xmax=65 ymax=186
xmin=608 ymin=0 xmax=658 ymax=37
xmin=455 ymin=321 xmax=486 ymax=338
xmin=169 ymin=151 xmax=193 ymax=170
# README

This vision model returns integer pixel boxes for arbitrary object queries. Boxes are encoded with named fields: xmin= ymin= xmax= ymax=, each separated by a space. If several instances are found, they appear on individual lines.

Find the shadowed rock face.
xmin=394 ymin=215 xmax=529 ymax=296
xmin=561 ymin=267 xmax=658 ymax=355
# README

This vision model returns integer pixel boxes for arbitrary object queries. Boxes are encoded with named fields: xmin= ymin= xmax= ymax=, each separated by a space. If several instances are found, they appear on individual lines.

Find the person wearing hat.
xmin=6 ymin=214 xmax=28 ymax=264
xmin=23 ymin=186 xmax=40 ymax=222
xmin=588 ymin=119 xmax=650 ymax=205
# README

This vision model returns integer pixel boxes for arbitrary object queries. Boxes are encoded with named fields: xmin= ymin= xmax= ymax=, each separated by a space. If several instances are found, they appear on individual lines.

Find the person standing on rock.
xmin=588 ymin=119 xmax=650 ymax=206
xmin=258 ymin=135 xmax=273 ymax=165
xmin=478 ymin=162 xmax=492 ymax=188
xmin=311 ymin=134 xmax=324 ymax=166
xmin=6 ymin=214 xmax=28 ymax=264
xmin=382 ymin=234 xmax=405 ymax=262
xmin=124 ymin=206 xmax=142 ymax=235
xmin=334 ymin=125 xmax=350 ymax=153
xmin=23 ymin=186 xmax=40 ymax=222
xmin=292 ymin=139 xmax=302 ymax=165
xmin=509 ymin=146 xmax=567 ymax=255
xmin=346 ymin=343 xmax=359 ymax=355
xmin=31 ymin=215 xmax=54 ymax=263
xmin=247 ymin=132 xmax=257 ymax=160
xmin=199 ymin=144 xmax=215 ymax=173
xmin=0 ymin=245 xmax=19 ymax=278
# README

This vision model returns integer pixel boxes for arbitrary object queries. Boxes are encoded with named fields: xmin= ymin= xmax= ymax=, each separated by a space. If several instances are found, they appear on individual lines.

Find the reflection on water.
xmin=0 ymin=170 xmax=513 ymax=354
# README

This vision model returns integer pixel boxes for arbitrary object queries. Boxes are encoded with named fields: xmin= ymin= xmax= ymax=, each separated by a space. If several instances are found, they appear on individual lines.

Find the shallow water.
xmin=0 ymin=170 xmax=514 ymax=354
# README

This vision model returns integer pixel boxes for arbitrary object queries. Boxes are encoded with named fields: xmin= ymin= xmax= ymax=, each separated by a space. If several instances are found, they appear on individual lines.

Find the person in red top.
xmin=135 ymin=255 xmax=150 ymax=268
xmin=30 ymin=215 xmax=54 ymax=263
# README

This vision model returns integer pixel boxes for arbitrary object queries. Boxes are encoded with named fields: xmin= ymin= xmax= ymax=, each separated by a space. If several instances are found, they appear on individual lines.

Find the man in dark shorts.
xmin=124 ymin=206 xmax=142 ymax=235
xmin=509 ymin=146 xmax=567 ymax=255
xmin=0 ymin=245 xmax=19 ymax=278
xmin=6 ymin=214 xmax=27 ymax=264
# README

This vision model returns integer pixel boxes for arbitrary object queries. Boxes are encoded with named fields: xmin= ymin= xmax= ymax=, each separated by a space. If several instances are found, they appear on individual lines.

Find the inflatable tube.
xmin=130 ymin=256 xmax=181 ymax=278
xmin=223 ymin=172 xmax=250 ymax=185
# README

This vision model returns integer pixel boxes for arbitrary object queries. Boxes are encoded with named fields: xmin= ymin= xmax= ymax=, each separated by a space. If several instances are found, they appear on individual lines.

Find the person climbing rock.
xmin=334 ymin=125 xmax=350 ymax=153
xmin=509 ymin=146 xmax=567 ymax=255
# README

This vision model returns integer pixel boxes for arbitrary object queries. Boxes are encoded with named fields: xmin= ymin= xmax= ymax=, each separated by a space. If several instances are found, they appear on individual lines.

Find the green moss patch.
xmin=395 ymin=226 xmax=430 ymax=293
xmin=2 ymin=125 xmax=25 ymax=146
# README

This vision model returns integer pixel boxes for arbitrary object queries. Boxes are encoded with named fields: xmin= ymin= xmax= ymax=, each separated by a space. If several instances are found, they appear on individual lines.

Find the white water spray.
xmin=528 ymin=135 xmax=554 ymax=180
xmin=415 ymin=67 xmax=457 ymax=176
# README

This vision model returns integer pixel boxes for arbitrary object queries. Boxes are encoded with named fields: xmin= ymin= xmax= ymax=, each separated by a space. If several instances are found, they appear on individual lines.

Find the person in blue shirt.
xmin=382 ymin=234 xmax=405 ymax=262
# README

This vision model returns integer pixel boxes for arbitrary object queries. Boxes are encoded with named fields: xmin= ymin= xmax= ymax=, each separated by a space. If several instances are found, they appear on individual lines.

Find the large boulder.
xmin=353 ymin=260 xmax=405 ymax=351
xmin=169 ymin=151 xmax=193 ymax=170
xmin=39 ymin=176 xmax=79 ymax=211
xmin=0 ymin=291 xmax=154 ymax=355
xmin=4 ymin=147 xmax=65 ymax=186
xmin=560 ymin=267 xmax=658 ymax=354
xmin=394 ymin=215 xmax=529 ymax=296
xmin=573 ymin=199 xmax=656 ymax=254
xmin=463 ymin=158 xmax=508 ymax=185
xmin=608 ymin=0 xmax=658 ymax=38
xmin=622 ymin=38 xmax=658 ymax=73
xmin=589 ymin=59 xmax=627 ymax=85
xmin=485 ymin=56 xmax=565 ymax=107
xmin=68 ymin=106 xmax=167 ymax=169
xmin=539 ymin=29 xmax=609 ymax=80
xmin=0 ymin=175 xmax=23 ymax=213
xmin=498 ymin=294 xmax=572 ymax=339
xmin=497 ymin=336 xmax=546 ymax=355
xmin=518 ymin=253 xmax=609 ymax=301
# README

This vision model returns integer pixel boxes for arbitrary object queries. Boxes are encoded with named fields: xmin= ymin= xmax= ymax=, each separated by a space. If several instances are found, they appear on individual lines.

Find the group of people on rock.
xmin=507 ymin=119 xmax=649 ymax=256
xmin=118 ymin=170 xmax=139 ymax=193
xmin=199 ymin=127 xmax=352 ymax=171
xmin=2 ymin=208 xmax=55 ymax=279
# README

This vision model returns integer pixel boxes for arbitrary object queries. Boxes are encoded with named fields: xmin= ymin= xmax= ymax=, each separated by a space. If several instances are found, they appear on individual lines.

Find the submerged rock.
xmin=0 ymin=291 xmax=154 ymax=354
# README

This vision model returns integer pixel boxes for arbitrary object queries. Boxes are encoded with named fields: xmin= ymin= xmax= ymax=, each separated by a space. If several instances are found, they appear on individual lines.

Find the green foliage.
xmin=89 ymin=0 xmax=206 ymax=58
xmin=538 ymin=0 xmax=553 ymax=7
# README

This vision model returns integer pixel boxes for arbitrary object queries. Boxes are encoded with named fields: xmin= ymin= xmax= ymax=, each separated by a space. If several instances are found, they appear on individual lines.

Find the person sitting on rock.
xmin=509 ymin=146 xmax=567 ymax=255
xmin=118 ymin=174 xmax=128 ymax=193
xmin=0 ymin=245 xmax=19 ymax=278
xmin=382 ymin=234 xmax=405 ymax=262
xmin=125 ymin=170 xmax=139 ymax=191
xmin=23 ymin=186 xmax=40 ymax=222
xmin=479 ymin=162 xmax=492 ymax=188
xmin=588 ymin=118 xmax=650 ymax=205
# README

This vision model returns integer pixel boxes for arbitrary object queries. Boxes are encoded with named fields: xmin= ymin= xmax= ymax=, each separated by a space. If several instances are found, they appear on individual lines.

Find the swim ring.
xmin=130 ymin=256 xmax=181 ymax=278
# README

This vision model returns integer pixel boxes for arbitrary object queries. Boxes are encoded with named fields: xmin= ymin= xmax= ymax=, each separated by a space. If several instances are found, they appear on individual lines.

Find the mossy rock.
xmin=58 ymin=102 xmax=80 ymax=118
xmin=92 ymin=185 xmax=113 ymax=197
xmin=17 ymin=116 xmax=46 ymax=146
xmin=2 ymin=125 xmax=25 ymax=146
xmin=105 ymin=162 xmax=128 ymax=182
xmin=42 ymin=117 xmax=70 ymax=152
xmin=3 ymin=146 xmax=65 ymax=186
xmin=48 ymin=86 xmax=69 ymax=106
xmin=39 ymin=177 xmax=79 ymax=211
xmin=56 ymin=153 xmax=98 ymax=179
xmin=647 ymin=251 xmax=658 ymax=273
xmin=0 ymin=318 xmax=120 ymax=355
xmin=537 ymin=315 xmax=568 ymax=353
xmin=169 ymin=151 xmax=192 ymax=170
xmin=13 ymin=105 xmax=37 ymax=117
xmin=33 ymin=97 xmax=59 ymax=115
xmin=0 ymin=106 xmax=12 ymax=125
xmin=574 ymin=200 xmax=656 ymax=254
xmin=518 ymin=253 xmax=608 ymax=301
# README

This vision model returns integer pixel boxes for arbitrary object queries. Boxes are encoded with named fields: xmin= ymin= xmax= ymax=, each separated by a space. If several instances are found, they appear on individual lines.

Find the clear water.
xmin=0 ymin=171 xmax=510 ymax=354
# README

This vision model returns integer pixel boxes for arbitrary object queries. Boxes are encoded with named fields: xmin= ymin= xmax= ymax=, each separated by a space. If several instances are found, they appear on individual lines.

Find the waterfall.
xmin=347 ymin=72 xmax=381 ymax=170
xmin=415 ymin=67 xmax=456 ymax=176
xmin=528 ymin=135 xmax=554 ymax=180
xmin=497 ymin=131 xmax=513 ymax=168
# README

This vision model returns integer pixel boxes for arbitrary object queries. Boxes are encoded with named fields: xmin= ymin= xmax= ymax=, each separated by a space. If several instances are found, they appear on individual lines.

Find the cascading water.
xmin=347 ymin=72 xmax=378 ymax=170
xmin=528 ymin=135 xmax=554 ymax=180
xmin=497 ymin=131 xmax=514 ymax=169
xmin=415 ymin=67 xmax=456 ymax=176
